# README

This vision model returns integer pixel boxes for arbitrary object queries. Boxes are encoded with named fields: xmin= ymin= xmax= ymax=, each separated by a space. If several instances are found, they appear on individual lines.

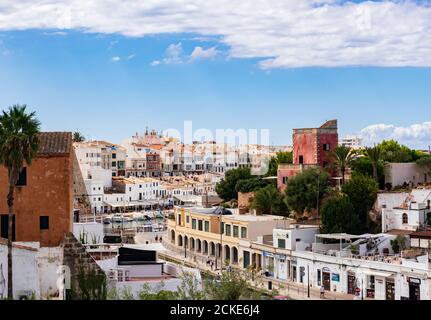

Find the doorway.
xmin=323 ymin=272 xmax=331 ymax=291
xmin=409 ymin=281 xmax=420 ymax=300
xmin=386 ymin=280 xmax=395 ymax=300
xmin=347 ymin=273 xmax=356 ymax=295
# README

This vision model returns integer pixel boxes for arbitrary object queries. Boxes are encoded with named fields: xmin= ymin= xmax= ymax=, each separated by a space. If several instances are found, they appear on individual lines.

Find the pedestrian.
xmin=155 ymin=235 xmax=159 ymax=242
xmin=320 ymin=285 xmax=325 ymax=299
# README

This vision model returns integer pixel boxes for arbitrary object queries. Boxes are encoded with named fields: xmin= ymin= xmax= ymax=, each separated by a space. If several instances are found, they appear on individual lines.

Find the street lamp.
xmin=307 ymin=265 xmax=310 ymax=298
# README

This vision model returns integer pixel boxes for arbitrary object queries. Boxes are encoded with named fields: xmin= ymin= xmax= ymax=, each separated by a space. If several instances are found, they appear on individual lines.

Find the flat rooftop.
xmin=181 ymin=206 xmax=287 ymax=222
xmin=225 ymin=214 xmax=286 ymax=222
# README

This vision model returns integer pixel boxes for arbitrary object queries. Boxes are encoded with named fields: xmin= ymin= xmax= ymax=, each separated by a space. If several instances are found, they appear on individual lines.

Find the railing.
xmin=314 ymin=249 xmax=402 ymax=264
xmin=78 ymin=215 xmax=103 ymax=223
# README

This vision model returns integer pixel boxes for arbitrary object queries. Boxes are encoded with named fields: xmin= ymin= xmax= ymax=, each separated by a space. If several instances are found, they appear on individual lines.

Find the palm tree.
xmin=329 ymin=146 xmax=356 ymax=185
xmin=365 ymin=145 xmax=381 ymax=182
xmin=251 ymin=185 xmax=282 ymax=215
xmin=73 ymin=131 xmax=85 ymax=143
xmin=0 ymin=105 xmax=40 ymax=299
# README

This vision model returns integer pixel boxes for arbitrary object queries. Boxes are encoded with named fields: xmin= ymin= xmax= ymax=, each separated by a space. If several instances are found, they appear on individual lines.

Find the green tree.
xmin=215 ymin=167 xmax=252 ymax=201
xmin=251 ymin=184 xmax=286 ymax=215
xmin=283 ymin=168 xmax=330 ymax=217
xmin=205 ymin=269 xmax=254 ymax=300
xmin=377 ymin=140 xmax=421 ymax=163
xmin=176 ymin=271 xmax=205 ymax=300
xmin=329 ymin=146 xmax=356 ymax=185
xmin=364 ymin=145 xmax=382 ymax=182
xmin=0 ymin=105 xmax=41 ymax=299
xmin=341 ymin=174 xmax=378 ymax=233
xmin=235 ymin=178 xmax=271 ymax=193
xmin=320 ymin=196 xmax=361 ymax=234
xmin=73 ymin=131 xmax=85 ymax=143
xmin=390 ymin=235 xmax=407 ymax=254
xmin=266 ymin=151 xmax=292 ymax=177
xmin=76 ymin=267 xmax=107 ymax=300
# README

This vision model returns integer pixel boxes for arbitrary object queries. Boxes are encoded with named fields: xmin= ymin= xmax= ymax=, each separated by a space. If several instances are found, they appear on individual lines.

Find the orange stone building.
xmin=0 ymin=132 xmax=74 ymax=247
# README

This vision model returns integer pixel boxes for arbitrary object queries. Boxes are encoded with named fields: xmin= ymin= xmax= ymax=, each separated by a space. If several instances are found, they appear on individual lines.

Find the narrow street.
xmin=159 ymin=244 xmax=359 ymax=301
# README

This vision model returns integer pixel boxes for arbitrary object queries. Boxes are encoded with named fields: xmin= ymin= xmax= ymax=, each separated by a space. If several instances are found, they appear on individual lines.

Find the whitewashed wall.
xmin=73 ymin=222 xmax=104 ymax=244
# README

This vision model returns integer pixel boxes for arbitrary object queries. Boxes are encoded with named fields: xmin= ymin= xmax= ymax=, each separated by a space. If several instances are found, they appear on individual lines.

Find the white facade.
xmin=273 ymin=226 xmax=319 ymax=252
xmin=252 ymin=231 xmax=431 ymax=300
xmin=73 ymin=222 xmax=104 ymax=244
xmin=381 ymin=189 xmax=431 ymax=233
xmin=339 ymin=135 xmax=363 ymax=149
xmin=74 ymin=141 xmax=126 ymax=177
xmin=385 ymin=163 xmax=429 ymax=188
xmin=97 ymin=247 xmax=202 ymax=299
xmin=0 ymin=241 xmax=63 ymax=300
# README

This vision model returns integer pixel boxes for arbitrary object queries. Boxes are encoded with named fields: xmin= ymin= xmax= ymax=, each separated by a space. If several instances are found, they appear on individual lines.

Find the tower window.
xmin=40 ymin=216 xmax=49 ymax=230
xmin=402 ymin=213 xmax=408 ymax=224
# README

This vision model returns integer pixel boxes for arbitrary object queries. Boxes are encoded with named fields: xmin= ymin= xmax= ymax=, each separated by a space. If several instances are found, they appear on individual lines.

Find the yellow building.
xmin=166 ymin=206 xmax=289 ymax=269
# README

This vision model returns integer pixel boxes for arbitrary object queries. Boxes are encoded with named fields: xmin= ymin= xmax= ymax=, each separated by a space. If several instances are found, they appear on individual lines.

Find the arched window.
xmin=402 ymin=213 xmax=408 ymax=224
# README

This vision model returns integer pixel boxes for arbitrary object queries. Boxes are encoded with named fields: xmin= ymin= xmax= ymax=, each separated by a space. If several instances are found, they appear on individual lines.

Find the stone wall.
xmin=61 ymin=232 xmax=106 ymax=299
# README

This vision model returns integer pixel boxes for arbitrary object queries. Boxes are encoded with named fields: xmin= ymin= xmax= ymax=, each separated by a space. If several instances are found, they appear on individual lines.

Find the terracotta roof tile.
xmin=38 ymin=132 xmax=72 ymax=155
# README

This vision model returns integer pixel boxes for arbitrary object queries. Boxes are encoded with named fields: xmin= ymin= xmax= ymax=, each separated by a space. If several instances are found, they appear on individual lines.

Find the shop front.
xmin=263 ymin=251 xmax=275 ymax=277
xmin=275 ymin=254 xmax=289 ymax=280
xmin=322 ymin=267 xmax=331 ymax=291
xmin=407 ymin=277 xmax=421 ymax=300
xmin=347 ymin=271 xmax=356 ymax=295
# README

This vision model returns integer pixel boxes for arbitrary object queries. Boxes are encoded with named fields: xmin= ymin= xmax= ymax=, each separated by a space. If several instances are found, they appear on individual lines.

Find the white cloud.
xmin=0 ymin=1 xmax=431 ymax=68
xmin=127 ymin=53 xmax=136 ymax=60
xmin=42 ymin=31 xmax=68 ymax=36
xmin=111 ymin=56 xmax=121 ymax=62
xmin=163 ymin=42 xmax=183 ymax=64
xmin=359 ymin=122 xmax=431 ymax=148
xmin=151 ymin=42 xmax=184 ymax=66
xmin=189 ymin=46 xmax=219 ymax=61
xmin=108 ymin=40 xmax=118 ymax=50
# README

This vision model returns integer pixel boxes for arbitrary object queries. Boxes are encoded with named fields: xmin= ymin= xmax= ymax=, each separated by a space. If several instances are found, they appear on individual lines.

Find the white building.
xmin=339 ymin=135 xmax=363 ymax=150
xmin=102 ymin=177 xmax=166 ymax=212
xmin=250 ymin=230 xmax=431 ymax=300
xmin=382 ymin=189 xmax=431 ymax=233
xmin=0 ymin=240 xmax=63 ymax=300
xmin=384 ymin=163 xmax=429 ymax=189
xmin=96 ymin=244 xmax=202 ymax=298
xmin=74 ymin=141 xmax=127 ymax=177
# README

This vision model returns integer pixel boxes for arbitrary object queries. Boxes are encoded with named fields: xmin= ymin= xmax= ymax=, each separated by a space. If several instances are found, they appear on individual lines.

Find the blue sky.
xmin=1 ymin=1 xmax=431 ymax=148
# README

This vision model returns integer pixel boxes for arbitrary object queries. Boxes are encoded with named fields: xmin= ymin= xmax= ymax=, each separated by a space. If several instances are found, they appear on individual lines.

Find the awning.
xmin=317 ymin=233 xmax=380 ymax=241
xmin=359 ymin=269 xmax=394 ymax=278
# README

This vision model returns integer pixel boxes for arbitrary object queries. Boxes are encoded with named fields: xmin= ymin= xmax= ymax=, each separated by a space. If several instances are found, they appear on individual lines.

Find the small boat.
xmin=103 ymin=216 xmax=112 ymax=225
xmin=112 ymin=214 xmax=123 ymax=223
xmin=155 ymin=211 xmax=165 ymax=219
xmin=123 ymin=217 xmax=134 ymax=223
xmin=152 ymin=223 xmax=165 ymax=232
xmin=135 ymin=215 xmax=146 ymax=222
